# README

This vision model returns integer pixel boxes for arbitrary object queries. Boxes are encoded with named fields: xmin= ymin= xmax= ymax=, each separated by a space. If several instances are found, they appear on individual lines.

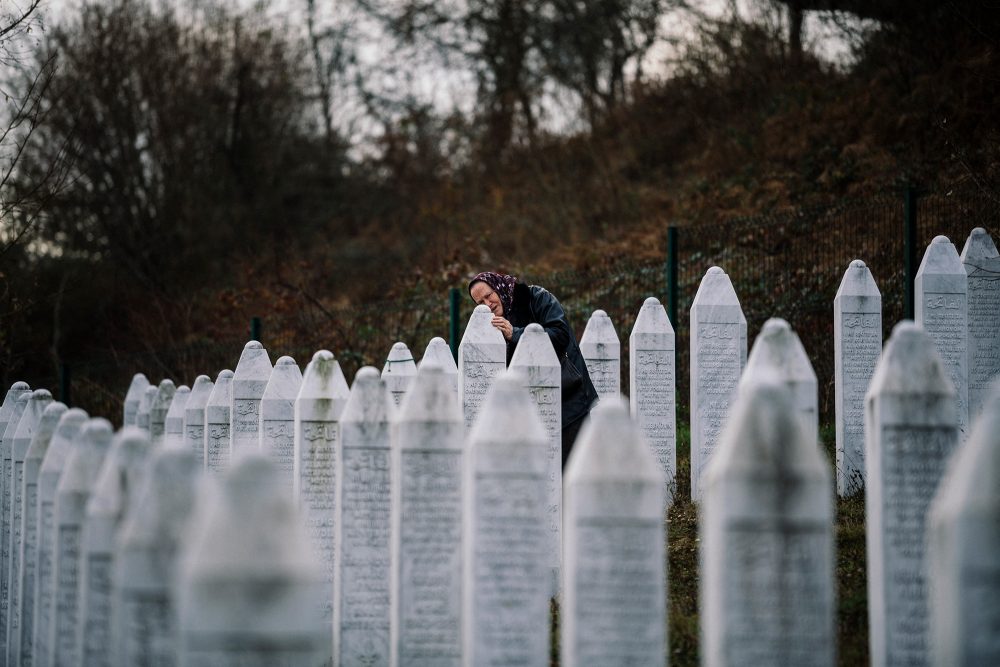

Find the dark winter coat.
xmin=506 ymin=282 xmax=598 ymax=427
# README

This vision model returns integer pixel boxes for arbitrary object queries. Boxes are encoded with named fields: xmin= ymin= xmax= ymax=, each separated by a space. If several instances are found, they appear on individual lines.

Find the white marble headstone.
xmin=508 ymin=322 xmax=562 ymax=595
xmin=334 ymin=366 xmax=393 ymax=667
xmin=0 ymin=382 xmax=31 ymax=445
xmin=382 ymin=341 xmax=417 ymax=406
xmin=392 ymin=364 xmax=465 ymax=666
xmin=690 ymin=266 xmax=746 ymax=501
xmin=123 ymin=374 xmax=149 ymax=427
xmin=1 ymin=389 xmax=30 ymax=655
xmin=183 ymin=375 xmax=213 ymax=467
xmin=865 ymin=321 xmax=959 ymax=667
xmin=463 ymin=372 xmax=550 ymax=667
xmin=834 ymin=259 xmax=882 ymax=496
xmin=630 ymin=296 xmax=677 ymax=505
xmin=562 ymin=397 xmax=666 ymax=666
xmin=205 ymin=370 xmax=234 ymax=475
xmin=579 ymin=309 xmax=621 ymax=399
xmin=260 ymin=356 xmax=302 ymax=495
xmin=149 ymin=379 xmax=176 ymax=448
xmin=459 ymin=304 xmax=506 ymax=430
xmin=419 ymin=336 xmax=459 ymax=394
xmin=231 ymin=340 xmax=273 ymax=462
xmin=916 ymin=235 xmax=969 ymax=437
xmin=163 ymin=384 xmax=190 ymax=450
xmin=177 ymin=456 xmax=327 ymax=665
xmin=135 ymin=386 xmax=156 ymax=435
xmin=959 ymin=227 xmax=1000 ymax=423
xmin=701 ymin=375 xmax=834 ymax=667
xmin=927 ymin=379 xmax=1000 ymax=666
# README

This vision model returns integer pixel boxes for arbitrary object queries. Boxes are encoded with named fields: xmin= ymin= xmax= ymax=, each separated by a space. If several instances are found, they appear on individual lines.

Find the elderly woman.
xmin=468 ymin=271 xmax=597 ymax=466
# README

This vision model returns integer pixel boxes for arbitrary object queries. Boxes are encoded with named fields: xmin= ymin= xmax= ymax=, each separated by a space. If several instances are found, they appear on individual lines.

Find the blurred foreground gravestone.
xmin=205 ymin=370 xmax=234 ymax=475
xmin=580 ymin=309 xmax=620 ymax=399
xmin=382 ymin=341 xmax=417 ymax=406
xmin=419 ymin=337 xmax=458 ymax=394
xmin=164 ymin=385 xmax=191 ymax=449
xmin=959 ymin=227 xmax=1000 ymax=422
xmin=183 ymin=376 xmax=213 ymax=468
xmin=122 ymin=374 xmax=149 ymax=427
xmin=149 ymin=379 xmax=176 ymax=448
xmin=459 ymin=305 xmax=506 ymax=431
xmin=260 ymin=356 xmax=302 ymax=495
xmin=231 ymin=341 xmax=273 ymax=462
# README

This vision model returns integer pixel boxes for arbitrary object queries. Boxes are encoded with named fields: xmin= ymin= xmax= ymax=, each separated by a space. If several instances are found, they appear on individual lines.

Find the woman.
xmin=468 ymin=271 xmax=597 ymax=466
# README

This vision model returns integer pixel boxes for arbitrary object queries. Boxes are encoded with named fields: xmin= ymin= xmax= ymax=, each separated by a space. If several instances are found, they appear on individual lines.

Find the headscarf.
xmin=468 ymin=271 xmax=518 ymax=316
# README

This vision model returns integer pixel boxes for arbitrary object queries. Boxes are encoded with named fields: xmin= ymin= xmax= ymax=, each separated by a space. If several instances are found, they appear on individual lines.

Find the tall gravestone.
xmin=916 ymin=235 xmax=969 ymax=437
xmin=865 ymin=321 xmax=959 ymax=667
xmin=163 ymin=385 xmax=190 ymax=449
xmin=0 ymin=390 xmax=29 ymax=660
xmin=260 ymin=356 xmax=302 ymax=495
xmin=508 ymin=323 xmax=562 ymax=595
xmin=183 ymin=375 xmax=213 ymax=468
xmin=419 ymin=337 xmax=459 ymax=394
xmin=690 ymin=266 xmax=746 ymax=501
xmin=392 ymin=365 xmax=465 ymax=666
xmin=562 ymin=398 xmax=666 ymax=667
xmin=960 ymin=227 xmax=1000 ymax=422
xmin=458 ymin=305 xmax=506 ymax=430
xmin=0 ymin=382 xmax=31 ymax=445
xmin=14 ymin=401 xmax=66 ymax=667
xmin=78 ymin=428 xmax=151 ymax=667
xmin=148 ymin=379 xmax=176 ymax=448
xmin=834 ymin=259 xmax=882 ymax=496
xmin=701 ymin=376 xmax=834 ymax=666
xmin=205 ymin=370 xmax=234 ymax=475
xmin=295 ymin=349 xmax=349 ymax=658
xmin=579 ymin=309 xmax=621 ymax=399
xmin=6 ymin=389 xmax=52 ymax=663
xmin=231 ymin=340 xmax=273 ymax=462
xmin=177 ymin=456 xmax=327 ymax=665
xmin=1 ymin=381 xmax=30 ymax=653
xmin=382 ymin=342 xmax=417 ymax=406
xmin=115 ymin=447 xmax=201 ymax=667
xmin=49 ymin=418 xmax=112 ymax=667
xmin=334 ymin=367 xmax=393 ymax=667
xmin=630 ymin=296 xmax=677 ymax=505
xmin=927 ymin=379 xmax=1000 ymax=666
xmin=463 ymin=372 xmax=550 ymax=667
xmin=135 ymin=386 xmax=156 ymax=435
xmin=122 ymin=374 xmax=149 ymax=427
xmin=32 ymin=408 xmax=87 ymax=667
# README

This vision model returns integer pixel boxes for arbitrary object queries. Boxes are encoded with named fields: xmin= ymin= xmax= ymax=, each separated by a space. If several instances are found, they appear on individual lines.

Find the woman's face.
xmin=470 ymin=281 xmax=503 ymax=317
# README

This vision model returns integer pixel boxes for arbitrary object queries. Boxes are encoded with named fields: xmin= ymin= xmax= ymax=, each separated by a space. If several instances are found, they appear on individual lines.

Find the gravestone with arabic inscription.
xmin=183 ymin=375 xmax=213 ymax=468
xmin=135 ymin=386 xmax=156 ymax=435
xmin=164 ymin=384 xmax=190 ymax=449
xmin=459 ymin=305 xmax=506 ymax=431
xmin=260 ymin=356 xmax=302 ymax=495
xmin=960 ymin=227 xmax=1000 ymax=423
xmin=579 ymin=309 xmax=620 ymax=399
xmin=149 ymin=379 xmax=176 ymax=448
xmin=231 ymin=341 xmax=273 ymax=462
xmin=205 ymin=370 xmax=234 ymax=475
xmin=419 ymin=337 xmax=459 ymax=394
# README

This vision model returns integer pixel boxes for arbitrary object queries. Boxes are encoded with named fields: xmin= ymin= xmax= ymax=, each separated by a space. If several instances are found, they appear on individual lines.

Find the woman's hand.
xmin=492 ymin=316 xmax=513 ymax=341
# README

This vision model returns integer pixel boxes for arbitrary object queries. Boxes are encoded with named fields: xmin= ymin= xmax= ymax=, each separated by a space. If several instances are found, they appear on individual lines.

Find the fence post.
xmin=59 ymin=362 xmax=71 ymax=406
xmin=903 ymin=185 xmax=919 ymax=320
xmin=449 ymin=287 xmax=461 ymax=362
xmin=666 ymin=226 xmax=679 ymax=327
xmin=250 ymin=316 xmax=262 ymax=343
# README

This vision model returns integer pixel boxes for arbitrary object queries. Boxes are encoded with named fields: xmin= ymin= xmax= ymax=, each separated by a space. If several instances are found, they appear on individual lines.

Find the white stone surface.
xmin=382 ymin=341 xmax=418 ymax=406
xmin=50 ymin=418 xmax=112 ymax=667
xmin=177 ymin=456 xmax=327 ymax=666
xmin=391 ymin=365 xmax=465 ymax=667
xmin=32 ymin=408 xmax=87 ymax=667
xmin=630 ymin=296 xmax=676 ymax=505
xmin=580 ymin=309 xmax=621 ymax=399
xmin=916 ymin=235 xmax=969 ymax=437
xmin=78 ymin=427 xmax=151 ymax=667
xmin=419 ymin=337 xmax=458 ymax=394
xmin=231 ymin=340 xmax=273 ymax=462
xmin=0 ymin=382 xmax=31 ymax=446
xmin=1 ymin=389 xmax=29 ymax=656
xmin=960 ymin=227 xmax=1000 ymax=423
xmin=463 ymin=372 xmax=550 ymax=667
xmin=123 ymin=374 xmax=149 ymax=428
xmin=163 ymin=384 xmax=190 ymax=449
xmin=508 ymin=322 xmax=562 ymax=595
xmin=149 ymin=379 xmax=176 ymax=448
xmin=5 ymin=389 xmax=52 ymax=663
xmin=459 ymin=304 xmax=506 ymax=431
xmin=927 ymin=379 xmax=1000 ymax=667
xmin=0 ymin=381 xmax=30 ymax=659
xmin=205 ymin=370 xmax=234 ymax=475
xmin=14 ymin=401 xmax=65 ymax=667
xmin=334 ymin=367 xmax=393 ymax=667
xmin=260 ymin=356 xmax=302 ymax=495
xmin=183 ymin=375 xmax=213 ymax=468
xmin=295 ymin=349 xmax=349 ymax=657
xmin=865 ymin=321 xmax=959 ymax=667
xmin=562 ymin=397 xmax=665 ymax=667
xmin=114 ymin=446 xmax=201 ymax=667
xmin=135 ymin=386 xmax=156 ymax=435
xmin=690 ymin=266 xmax=746 ymax=501
xmin=834 ymin=259 xmax=882 ymax=497
xmin=701 ymin=376 xmax=834 ymax=667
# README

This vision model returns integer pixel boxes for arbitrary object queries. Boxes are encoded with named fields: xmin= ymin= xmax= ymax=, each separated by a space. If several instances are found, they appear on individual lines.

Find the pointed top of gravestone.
xmin=208 ymin=370 xmax=234 ymax=407
xmin=299 ymin=350 xmax=350 ymax=400
xmin=166 ymin=385 xmax=191 ymax=420
xmin=3 ymin=392 xmax=30 ymax=446
xmin=836 ymin=259 xmax=882 ymax=299
xmin=26 ymin=401 xmax=68 ymax=464
xmin=510 ymin=322 xmax=560 ymax=368
xmin=707 ymin=266 xmax=725 ymax=275
xmin=744 ymin=318 xmax=817 ymax=386
xmin=917 ymin=235 xmax=964 ymax=276
xmin=262 ymin=357 xmax=303 ymax=400
xmin=461 ymin=305 xmax=505 ymax=346
xmin=420 ymin=337 xmax=458 ymax=372
xmin=187 ymin=375 xmax=214 ymax=410
xmin=468 ymin=371 xmax=547 ymax=457
xmin=234 ymin=340 xmax=272 ymax=377
xmin=7 ymin=381 xmax=30 ymax=392
xmin=1 ymin=382 xmax=31 ymax=437
xmin=580 ymin=310 xmax=620 ymax=347
xmin=275 ymin=355 xmax=297 ymax=367
xmin=87 ymin=426 xmax=151 ymax=519
xmin=398 ymin=364 xmax=462 ymax=423
xmin=693 ymin=266 xmax=741 ymax=306
xmin=138 ymin=385 xmax=157 ymax=415
xmin=57 ymin=417 xmax=114 ymax=494
xmin=383 ymin=342 xmax=417 ymax=373
xmin=868 ymin=321 xmax=954 ymax=399
xmin=125 ymin=373 xmax=150 ymax=402
xmin=39 ymin=408 xmax=88 ymax=476
xmin=342 ymin=367 xmax=393 ymax=426
xmin=633 ymin=296 xmax=674 ymax=334
xmin=960 ymin=226 xmax=999 ymax=264
xmin=565 ymin=396 xmax=663 ymax=485
xmin=119 ymin=446 xmax=202 ymax=551
xmin=13 ymin=389 xmax=54 ymax=450
xmin=153 ymin=379 xmax=176 ymax=406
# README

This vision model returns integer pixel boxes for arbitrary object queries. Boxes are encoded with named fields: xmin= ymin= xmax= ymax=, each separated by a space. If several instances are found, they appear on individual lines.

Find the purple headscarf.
xmin=469 ymin=272 xmax=518 ymax=315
